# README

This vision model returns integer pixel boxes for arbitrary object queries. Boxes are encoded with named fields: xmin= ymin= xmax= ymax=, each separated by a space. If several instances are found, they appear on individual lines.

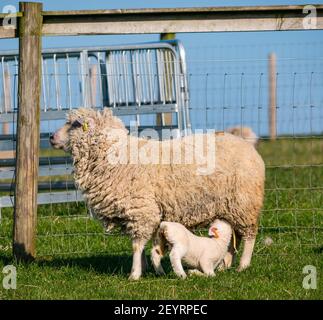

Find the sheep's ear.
xmin=102 ymin=107 xmax=113 ymax=117
xmin=208 ymin=227 xmax=219 ymax=238
xmin=87 ymin=118 xmax=95 ymax=130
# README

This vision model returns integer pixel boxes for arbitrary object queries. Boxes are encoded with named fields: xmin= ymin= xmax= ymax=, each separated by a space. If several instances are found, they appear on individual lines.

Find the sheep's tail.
xmin=226 ymin=126 xmax=258 ymax=148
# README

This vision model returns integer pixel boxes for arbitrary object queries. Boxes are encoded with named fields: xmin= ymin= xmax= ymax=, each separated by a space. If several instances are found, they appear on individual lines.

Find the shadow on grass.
xmin=38 ymin=254 xmax=135 ymax=276
xmin=0 ymin=254 xmax=12 ymax=266
xmin=312 ymin=246 xmax=323 ymax=254
xmin=0 ymin=252 xmax=172 ymax=277
xmin=39 ymin=254 xmax=174 ymax=276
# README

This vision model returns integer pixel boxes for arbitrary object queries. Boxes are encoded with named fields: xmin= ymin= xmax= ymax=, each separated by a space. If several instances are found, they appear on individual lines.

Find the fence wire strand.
xmin=0 ymin=41 xmax=322 ymax=258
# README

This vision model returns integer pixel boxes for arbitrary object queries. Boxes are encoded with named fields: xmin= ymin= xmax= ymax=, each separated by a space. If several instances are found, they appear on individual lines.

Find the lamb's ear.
xmin=208 ymin=226 xmax=219 ymax=238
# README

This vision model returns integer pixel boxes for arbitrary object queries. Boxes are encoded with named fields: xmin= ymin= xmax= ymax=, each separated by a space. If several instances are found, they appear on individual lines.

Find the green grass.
xmin=0 ymin=137 xmax=322 ymax=300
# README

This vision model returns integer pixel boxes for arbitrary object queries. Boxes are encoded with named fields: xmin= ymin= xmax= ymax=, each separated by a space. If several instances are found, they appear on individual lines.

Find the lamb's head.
xmin=208 ymin=219 xmax=232 ymax=239
xmin=50 ymin=107 xmax=126 ymax=152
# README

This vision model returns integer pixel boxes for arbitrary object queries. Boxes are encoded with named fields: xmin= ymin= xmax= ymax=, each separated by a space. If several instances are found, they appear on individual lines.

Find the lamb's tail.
xmin=226 ymin=126 xmax=258 ymax=147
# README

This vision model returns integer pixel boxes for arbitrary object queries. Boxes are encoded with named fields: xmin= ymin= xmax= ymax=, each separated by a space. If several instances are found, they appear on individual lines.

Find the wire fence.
xmin=0 ymin=39 xmax=322 ymax=259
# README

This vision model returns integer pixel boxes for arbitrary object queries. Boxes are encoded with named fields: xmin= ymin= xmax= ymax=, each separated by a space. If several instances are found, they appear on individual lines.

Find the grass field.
xmin=0 ymin=137 xmax=322 ymax=299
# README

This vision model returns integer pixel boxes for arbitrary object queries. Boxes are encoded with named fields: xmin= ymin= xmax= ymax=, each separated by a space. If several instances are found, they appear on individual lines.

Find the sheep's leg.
xmin=237 ymin=237 xmax=256 ymax=272
xmin=169 ymin=246 xmax=187 ymax=279
xmin=129 ymin=239 xmax=147 ymax=280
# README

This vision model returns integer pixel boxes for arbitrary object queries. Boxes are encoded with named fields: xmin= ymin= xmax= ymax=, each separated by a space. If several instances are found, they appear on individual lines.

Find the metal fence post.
xmin=13 ymin=2 xmax=42 ymax=261
xmin=157 ymin=33 xmax=176 ymax=128
xmin=268 ymin=52 xmax=277 ymax=140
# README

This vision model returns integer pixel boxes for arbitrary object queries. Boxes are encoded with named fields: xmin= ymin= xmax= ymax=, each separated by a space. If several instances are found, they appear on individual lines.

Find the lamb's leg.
xmin=200 ymin=259 xmax=216 ymax=277
xmin=129 ymin=239 xmax=147 ymax=280
xmin=223 ymin=253 xmax=234 ymax=270
xmin=169 ymin=246 xmax=187 ymax=279
xmin=237 ymin=237 xmax=256 ymax=272
xmin=217 ymin=259 xmax=226 ymax=271
xmin=220 ymin=233 xmax=242 ymax=270
xmin=188 ymin=269 xmax=206 ymax=277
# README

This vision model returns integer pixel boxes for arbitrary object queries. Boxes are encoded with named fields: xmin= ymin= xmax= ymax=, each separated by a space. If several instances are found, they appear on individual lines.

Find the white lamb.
xmin=152 ymin=219 xmax=232 ymax=278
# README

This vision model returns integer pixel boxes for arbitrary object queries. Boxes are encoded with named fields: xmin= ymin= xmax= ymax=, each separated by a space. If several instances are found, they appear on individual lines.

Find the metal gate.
xmin=0 ymin=40 xmax=191 ymax=211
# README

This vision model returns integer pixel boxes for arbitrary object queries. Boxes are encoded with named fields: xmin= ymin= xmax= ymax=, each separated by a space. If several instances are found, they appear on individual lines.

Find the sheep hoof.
xmin=237 ymin=264 xmax=249 ymax=272
xmin=128 ymin=273 xmax=141 ymax=281
xmin=177 ymin=273 xmax=187 ymax=279
xmin=155 ymin=269 xmax=166 ymax=276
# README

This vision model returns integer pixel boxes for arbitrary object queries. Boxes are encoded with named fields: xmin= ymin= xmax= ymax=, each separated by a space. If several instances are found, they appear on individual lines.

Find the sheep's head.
xmin=50 ymin=107 xmax=125 ymax=152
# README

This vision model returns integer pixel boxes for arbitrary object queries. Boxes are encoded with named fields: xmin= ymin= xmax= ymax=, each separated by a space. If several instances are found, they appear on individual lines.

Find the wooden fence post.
xmin=157 ymin=33 xmax=176 ymax=127
xmin=3 ymin=67 xmax=11 ymax=135
xmin=268 ymin=52 xmax=277 ymax=140
xmin=13 ymin=2 xmax=42 ymax=261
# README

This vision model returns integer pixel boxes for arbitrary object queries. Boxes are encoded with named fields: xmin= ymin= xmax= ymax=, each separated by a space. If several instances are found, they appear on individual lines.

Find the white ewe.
xmin=50 ymin=108 xmax=265 ymax=280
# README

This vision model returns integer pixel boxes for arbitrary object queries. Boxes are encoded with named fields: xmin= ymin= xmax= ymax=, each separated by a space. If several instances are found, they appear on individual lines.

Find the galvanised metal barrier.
xmin=0 ymin=40 xmax=191 ymax=211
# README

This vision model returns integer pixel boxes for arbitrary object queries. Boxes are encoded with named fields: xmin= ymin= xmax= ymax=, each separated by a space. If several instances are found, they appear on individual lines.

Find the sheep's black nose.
xmin=50 ymin=133 xmax=54 ymax=140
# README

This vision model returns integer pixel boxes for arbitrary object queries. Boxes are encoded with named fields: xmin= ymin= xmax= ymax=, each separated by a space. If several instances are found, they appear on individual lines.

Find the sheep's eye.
xmin=71 ymin=120 xmax=83 ymax=128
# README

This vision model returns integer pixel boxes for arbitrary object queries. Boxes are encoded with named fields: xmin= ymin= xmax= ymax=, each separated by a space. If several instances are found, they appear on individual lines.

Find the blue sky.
xmin=1 ymin=0 xmax=322 ymax=50
xmin=1 ymin=1 xmax=322 ymax=135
